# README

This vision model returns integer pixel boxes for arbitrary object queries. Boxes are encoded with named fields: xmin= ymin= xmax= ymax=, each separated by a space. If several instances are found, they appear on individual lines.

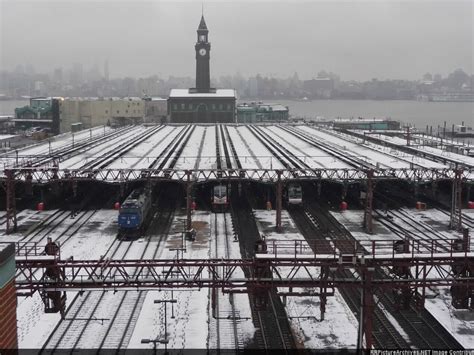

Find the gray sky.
xmin=1 ymin=0 xmax=472 ymax=80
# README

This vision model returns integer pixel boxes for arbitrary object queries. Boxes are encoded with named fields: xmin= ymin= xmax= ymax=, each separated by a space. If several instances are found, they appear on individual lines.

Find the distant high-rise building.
xmin=53 ymin=67 xmax=63 ymax=84
xmin=70 ymin=63 xmax=84 ymax=86
xmin=104 ymin=59 xmax=109 ymax=81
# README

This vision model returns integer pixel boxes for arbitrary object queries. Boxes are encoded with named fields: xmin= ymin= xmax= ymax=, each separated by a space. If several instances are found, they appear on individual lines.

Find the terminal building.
xmin=168 ymin=15 xmax=236 ymax=123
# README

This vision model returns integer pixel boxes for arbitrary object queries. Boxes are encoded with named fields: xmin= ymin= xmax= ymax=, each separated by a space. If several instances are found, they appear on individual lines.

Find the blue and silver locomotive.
xmin=118 ymin=188 xmax=152 ymax=236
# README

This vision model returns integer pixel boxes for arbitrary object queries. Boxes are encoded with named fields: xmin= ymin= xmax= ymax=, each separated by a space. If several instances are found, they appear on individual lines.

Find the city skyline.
xmin=1 ymin=0 xmax=472 ymax=81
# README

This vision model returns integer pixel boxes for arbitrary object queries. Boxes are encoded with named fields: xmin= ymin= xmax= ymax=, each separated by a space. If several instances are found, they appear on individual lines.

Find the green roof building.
xmin=237 ymin=102 xmax=289 ymax=123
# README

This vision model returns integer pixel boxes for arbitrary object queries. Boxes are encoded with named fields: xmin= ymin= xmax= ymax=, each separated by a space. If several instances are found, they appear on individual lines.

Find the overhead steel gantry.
xmin=12 ymin=236 xmax=474 ymax=350
xmin=2 ymin=167 xmax=473 ymax=234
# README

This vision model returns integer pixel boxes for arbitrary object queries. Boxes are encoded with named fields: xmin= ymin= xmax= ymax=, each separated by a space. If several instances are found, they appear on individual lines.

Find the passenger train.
xmin=211 ymin=184 xmax=229 ymax=212
xmin=118 ymin=188 xmax=152 ymax=237
xmin=286 ymin=183 xmax=303 ymax=205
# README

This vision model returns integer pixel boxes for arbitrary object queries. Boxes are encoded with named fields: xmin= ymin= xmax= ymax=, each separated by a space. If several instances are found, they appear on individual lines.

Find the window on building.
xmin=117 ymin=110 xmax=120 ymax=114
xmin=181 ymin=103 xmax=185 ymax=110
xmin=126 ymin=110 xmax=128 ymax=114
xmin=219 ymin=104 xmax=223 ymax=110
xmin=173 ymin=104 xmax=177 ymax=110
xmin=212 ymin=104 xmax=216 ymax=110
xmin=105 ymin=110 xmax=108 ymax=114
xmin=227 ymin=104 xmax=231 ymax=111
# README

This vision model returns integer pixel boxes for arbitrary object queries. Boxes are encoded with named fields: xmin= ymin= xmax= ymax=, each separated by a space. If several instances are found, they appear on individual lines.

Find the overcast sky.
xmin=1 ymin=0 xmax=472 ymax=81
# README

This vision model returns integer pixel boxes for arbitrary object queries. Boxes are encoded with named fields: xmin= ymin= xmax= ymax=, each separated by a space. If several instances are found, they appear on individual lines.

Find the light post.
xmin=154 ymin=299 xmax=177 ymax=353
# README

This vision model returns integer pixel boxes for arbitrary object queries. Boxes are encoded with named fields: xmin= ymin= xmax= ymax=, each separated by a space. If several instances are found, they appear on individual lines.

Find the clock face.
xmin=199 ymin=48 xmax=207 ymax=56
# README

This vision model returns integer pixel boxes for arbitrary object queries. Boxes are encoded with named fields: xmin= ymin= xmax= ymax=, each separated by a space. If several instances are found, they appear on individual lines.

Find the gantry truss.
xmin=2 ymin=167 xmax=472 ymax=234
xmin=11 ymin=237 xmax=474 ymax=349
xmin=2 ymin=167 xmax=473 ymax=183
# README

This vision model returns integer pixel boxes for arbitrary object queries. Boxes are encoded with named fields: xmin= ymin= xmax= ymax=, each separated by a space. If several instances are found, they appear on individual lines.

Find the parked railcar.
xmin=118 ymin=188 xmax=152 ymax=237
xmin=211 ymin=184 xmax=228 ymax=212
xmin=287 ymin=183 xmax=303 ymax=205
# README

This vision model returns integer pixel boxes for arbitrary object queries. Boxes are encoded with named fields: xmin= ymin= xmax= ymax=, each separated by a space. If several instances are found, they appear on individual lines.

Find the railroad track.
xmin=295 ymin=198 xmax=464 ymax=349
xmin=41 ymin=185 xmax=178 ymax=350
xmin=212 ymin=212 xmax=241 ymax=350
xmin=98 ymin=186 xmax=178 ymax=350
xmin=230 ymin=192 xmax=296 ymax=351
xmin=16 ymin=187 xmax=112 ymax=255
xmin=374 ymin=181 xmax=474 ymax=230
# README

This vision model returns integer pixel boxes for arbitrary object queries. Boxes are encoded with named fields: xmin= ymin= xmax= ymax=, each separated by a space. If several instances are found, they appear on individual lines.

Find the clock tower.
xmin=168 ymin=13 xmax=236 ymax=123
xmin=195 ymin=15 xmax=211 ymax=92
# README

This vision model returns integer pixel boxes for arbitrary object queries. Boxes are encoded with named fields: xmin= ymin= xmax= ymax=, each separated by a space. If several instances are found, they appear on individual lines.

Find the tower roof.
xmin=198 ymin=15 xmax=208 ymax=31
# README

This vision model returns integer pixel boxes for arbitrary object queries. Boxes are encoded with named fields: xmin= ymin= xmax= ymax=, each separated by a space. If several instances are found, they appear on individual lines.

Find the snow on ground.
xmin=425 ymin=288 xmax=474 ymax=348
xmin=6 ymin=205 xmax=252 ymax=350
xmin=253 ymin=209 xmax=359 ymax=349
xmin=208 ymin=213 xmax=255 ymax=349
xmin=128 ymin=210 xmax=211 ymax=350
xmin=12 ymin=209 xmax=119 ymax=348
xmin=331 ymin=208 xmax=473 ymax=253
xmin=332 ymin=207 xmax=474 ymax=348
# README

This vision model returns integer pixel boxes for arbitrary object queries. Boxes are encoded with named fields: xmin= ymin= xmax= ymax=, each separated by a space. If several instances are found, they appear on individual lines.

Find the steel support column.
xmin=363 ymin=170 xmax=374 ymax=234
xmin=450 ymin=168 xmax=463 ymax=231
xmin=5 ymin=169 xmax=17 ymax=234
xmin=360 ymin=269 xmax=374 ymax=350
xmin=276 ymin=170 xmax=282 ymax=231
xmin=186 ymin=170 xmax=192 ymax=231
xmin=320 ymin=266 xmax=329 ymax=321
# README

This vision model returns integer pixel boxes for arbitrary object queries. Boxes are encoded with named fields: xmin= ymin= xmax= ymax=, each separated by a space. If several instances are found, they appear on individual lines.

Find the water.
xmin=271 ymin=99 xmax=473 ymax=130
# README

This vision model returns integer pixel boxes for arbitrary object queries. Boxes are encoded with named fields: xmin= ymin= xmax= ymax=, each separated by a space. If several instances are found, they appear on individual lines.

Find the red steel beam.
xmin=14 ymin=255 xmax=474 ymax=293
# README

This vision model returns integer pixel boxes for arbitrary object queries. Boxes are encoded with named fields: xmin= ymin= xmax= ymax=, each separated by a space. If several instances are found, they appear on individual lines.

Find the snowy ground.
xmin=128 ymin=210 xmax=255 ymax=351
xmin=253 ymin=209 xmax=359 ymax=349
xmin=331 ymin=207 xmax=474 ymax=348
xmin=2 ymin=207 xmax=258 ymax=350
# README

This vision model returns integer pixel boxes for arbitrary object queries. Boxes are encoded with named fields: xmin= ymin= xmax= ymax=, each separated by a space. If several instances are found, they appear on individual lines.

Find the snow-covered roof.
xmin=1 ymin=124 xmax=464 ymax=183
xmin=0 ymin=135 xmax=17 ymax=141
xmin=169 ymin=89 xmax=236 ymax=98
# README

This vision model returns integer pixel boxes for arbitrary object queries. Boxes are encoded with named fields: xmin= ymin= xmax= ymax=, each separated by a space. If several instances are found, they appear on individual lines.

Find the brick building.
xmin=0 ymin=243 xmax=17 ymax=350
